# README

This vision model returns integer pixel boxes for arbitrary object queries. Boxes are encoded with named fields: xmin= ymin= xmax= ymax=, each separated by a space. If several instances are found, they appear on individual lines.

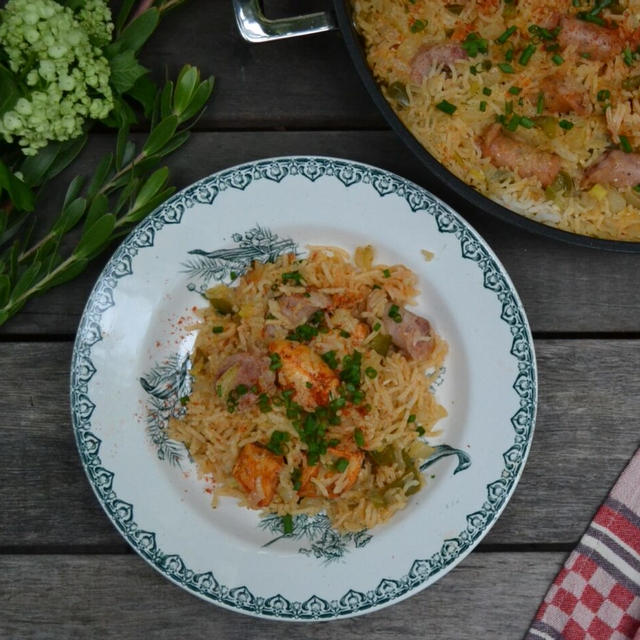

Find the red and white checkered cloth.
xmin=526 ymin=448 xmax=640 ymax=640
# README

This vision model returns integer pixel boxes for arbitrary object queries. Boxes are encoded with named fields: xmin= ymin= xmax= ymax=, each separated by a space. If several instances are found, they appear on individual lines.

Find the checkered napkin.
xmin=526 ymin=448 xmax=640 ymax=640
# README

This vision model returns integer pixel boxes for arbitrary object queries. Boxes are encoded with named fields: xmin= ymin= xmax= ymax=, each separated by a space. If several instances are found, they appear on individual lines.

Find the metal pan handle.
xmin=232 ymin=0 xmax=337 ymax=42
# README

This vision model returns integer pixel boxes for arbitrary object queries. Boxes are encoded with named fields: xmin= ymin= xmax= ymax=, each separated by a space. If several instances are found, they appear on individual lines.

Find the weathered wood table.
xmin=2 ymin=1 xmax=640 ymax=637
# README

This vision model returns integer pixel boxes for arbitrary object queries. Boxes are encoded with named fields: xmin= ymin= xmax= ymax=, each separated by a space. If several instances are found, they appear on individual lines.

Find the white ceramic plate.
xmin=70 ymin=156 xmax=537 ymax=620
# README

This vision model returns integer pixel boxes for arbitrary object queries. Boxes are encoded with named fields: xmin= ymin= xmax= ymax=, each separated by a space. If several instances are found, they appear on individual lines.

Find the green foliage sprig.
xmin=0 ymin=65 xmax=213 ymax=325
xmin=0 ymin=0 xmax=214 ymax=326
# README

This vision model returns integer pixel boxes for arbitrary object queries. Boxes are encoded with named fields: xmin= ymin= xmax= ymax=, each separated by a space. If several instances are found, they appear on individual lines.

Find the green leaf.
xmin=120 ymin=187 xmax=175 ymax=226
xmin=115 ymin=120 xmax=130 ymax=170
xmin=0 ymin=160 xmax=35 ymax=212
xmin=0 ymin=63 xmax=20 ymax=116
xmin=86 ymin=153 xmax=113 ymax=200
xmin=143 ymin=116 xmax=178 ymax=156
xmin=159 ymin=81 xmax=174 ymax=119
xmin=111 ymin=8 xmax=159 ymax=54
xmin=63 ymin=176 xmax=85 ymax=209
xmin=74 ymin=214 xmax=115 ymax=259
xmin=19 ymin=134 xmax=88 ymax=187
xmin=133 ymin=167 xmax=169 ymax=210
xmin=126 ymin=73 xmax=157 ymax=118
xmin=115 ymin=176 xmax=140 ymax=214
xmin=121 ymin=140 xmax=136 ymax=168
xmin=11 ymin=260 xmax=42 ymax=300
xmin=0 ymin=274 xmax=10 ymax=307
xmin=115 ymin=0 xmax=136 ymax=33
xmin=52 ymin=197 xmax=87 ymax=234
xmin=0 ymin=211 xmax=30 ymax=249
xmin=42 ymin=257 xmax=88 ymax=290
xmin=178 ymin=77 xmax=215 ymax=123
xmin=174 ymin=66 xmax=199 ymax=115
xmin=109 ymin=50 xmax=148 ymax=94
xmin=153 ymin=130 xmax=190 ymax=158
xmin=84 ymin=193 xmax=109 ymax=231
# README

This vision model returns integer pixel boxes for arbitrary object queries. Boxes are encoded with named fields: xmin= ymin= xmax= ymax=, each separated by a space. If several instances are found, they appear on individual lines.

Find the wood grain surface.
xmin=3 ymin=0 xmax=640 ymax=636
xmin=2 ymin=340 xmax=638 ymax=549
xmin=0 ymin=552 xmax=563 ymax=639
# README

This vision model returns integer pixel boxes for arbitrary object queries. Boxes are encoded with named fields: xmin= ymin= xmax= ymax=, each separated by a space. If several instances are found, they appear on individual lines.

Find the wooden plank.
xmin=1 ymin=341 xmax=638 ymax=548
xmin=2 ymin=131 xmax=640 ymax=336
xmin=140 ymin=0 xmax=384 ymax=129
xmin=0 ymin=552 xmax=562 ymax=638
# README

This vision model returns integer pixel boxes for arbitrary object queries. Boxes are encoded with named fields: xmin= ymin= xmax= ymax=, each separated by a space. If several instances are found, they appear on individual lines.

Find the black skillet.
xmin=233 ymin=0 xmax=640 ymax=252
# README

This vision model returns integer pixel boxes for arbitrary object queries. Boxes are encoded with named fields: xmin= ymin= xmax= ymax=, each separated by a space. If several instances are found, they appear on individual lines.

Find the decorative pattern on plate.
xmin=71 ymin=157 xmax=536 ymax=620
xmin=260 ymin=513 xmax=372 ymax=564
xmin=183 ymin=225 xmax=298 ymax=293
xmin=139 ymin=354 xmax=190 ymax=466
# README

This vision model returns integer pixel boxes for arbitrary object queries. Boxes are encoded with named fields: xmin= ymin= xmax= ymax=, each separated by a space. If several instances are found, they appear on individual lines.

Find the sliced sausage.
xmin=480 ymin=123 xmax=562 ymax=188
xmin=216 ymin=353 xmax=276 ymax=407
xmin=582 ymin=150 xmax=640 ymax=189
xmin=382 ymin=304 xmax=435 ymax=361
xmin=558 ymin=17 xmax=623 ymax=61
xmin=538 ymin=74 xmax=590 ymax=115
xmin=277 ymin=291 xmax=330 ymax=326
xmin=410 ymin=43 xmax=467 ymax=84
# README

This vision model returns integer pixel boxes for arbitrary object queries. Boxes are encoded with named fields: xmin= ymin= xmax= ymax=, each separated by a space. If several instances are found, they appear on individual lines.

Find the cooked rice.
xmin=169 ymin=247 xmax=447 ymax=532
xmin=352 ymin=0 xmax=640 ymax=241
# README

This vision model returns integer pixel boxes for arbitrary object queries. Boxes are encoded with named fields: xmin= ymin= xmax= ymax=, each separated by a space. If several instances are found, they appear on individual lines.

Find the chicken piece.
xmin=557 ymin=16 xmax=623 ymax=61
xmin=351 ymin=322 xmax=370 ymax=346
xmin=480 ymin=124 xmax=562 ymax=188
xmin=383 ymin=303 xmax=435 ymax=360
xmin=409 ymin=43 xmax=467 ymax=84
xmin=582 ymin=150 xmax=640 ymax=189
xmin=538 ymin=74 xmax=590 ymax=116
xmin=232 ymin=443 xmax=284 ymax=507
xmin=268 ymin=340 xmax=339 ymax=411
xmin=298 ymin=447 xmax=364 ymax=499
xmin=277 ymin=292 xmax=330 ymax=326
xmin=215 ymin=353 xmax=276 ymax=408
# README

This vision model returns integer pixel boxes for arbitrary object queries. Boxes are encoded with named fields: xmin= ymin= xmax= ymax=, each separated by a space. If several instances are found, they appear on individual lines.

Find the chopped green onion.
xmin=552 ymin=54 xmax=564 ymax=66
xmin=365 ymin=366 xmax=378 ymax=379
xmin=508 ymin=86 xmax=522 ymax=95
xmin=269 ymin=352 xmax=282 ymax=371
xmin=462 ymin=32 xmax=489 ymax=57
xmin=482 ymin=87 xmax=492 ymax=96
xmin=623 ymin=46 xmax=634 ymax=66
xmin=266 ymin=430 xmax=290 ymax=456
xmin=416 ymin=426 xmax=426 ymax=437
xmin=498 ymin=62 xmax=515 ymax=73
xmin=258 ymin=393 xmax=272 ymax=413
xmin=505 ymin=48 xmax=514 ymax=62
xmin=354 ymin=428 xmax=365 ymax=447
xmin=334 ymin=457 xmax=349 ymax=473
xmin=408 ymin=414 xmax=417 ymax=423
xmin=496 ymin=25 xmax=517 ymax=44
xmin=212 ymin=325 xmax=224 ymax=334
xmin=382 ymin=268 xmax=391 ymax=278
xmin=321 ymin=350 xmax=339 ymax=370
xmin=340 ymin=330 xmax=351 ymax=338
xmin=620 ymin=135 xmax=633 ymax=153
xmin=479 ymin=100 xmax=487 ymax=112
xmin=388 ymin=304 xmax=402 ymax=323
xmin=373 ymin=322 xmax=381 ymax=331
xmin=230 ymin=271 xmax=237 ymax=281
xmin=559 ymin=119 xmax=574 ymax=130
xmin=520 ymin=116 xmax=534 ymax=128
xmin=505 ymin=100 xmax=513 ymax=114
xmin=281 ymin=514 xmax=293 ymax=535
xmin=282 ymin=271 xmax=304 ymax=285
xmin=506 ymin=114 xmax=521 ymax=131
xmin=180 ymin=396 xmax=189 ymax=406
xmin=597 ymin=89 xmax=611 ymax=101
xmin=291 ymin=468 xmax=302 ymax=490
xmin=634 ymin=185 xmax=640 ymax=193
xmin=410 ymin=19 xmax=427 ymax=33
xmin=587 ymin=0 xmax=612 ymax=18
xmin=519 ymin=44 xmax=536 ymax=66
xmin=436 ymin=100 xmax=457 ymax=114
xmin=216 ymin=384 xmax=222 ymax=397
xmin=536 ymin=92 xmax=545 ymax=114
